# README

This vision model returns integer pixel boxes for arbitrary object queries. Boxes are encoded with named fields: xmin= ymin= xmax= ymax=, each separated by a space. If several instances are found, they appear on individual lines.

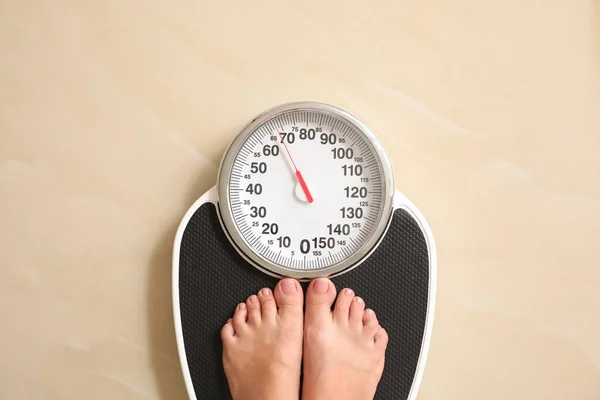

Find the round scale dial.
xmin=217 ymin=102 xmax=394 ymax=278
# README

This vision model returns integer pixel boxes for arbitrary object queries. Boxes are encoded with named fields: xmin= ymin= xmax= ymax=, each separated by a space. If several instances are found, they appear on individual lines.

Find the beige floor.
xmin=1 ymin=1 xmax=599 ymax=399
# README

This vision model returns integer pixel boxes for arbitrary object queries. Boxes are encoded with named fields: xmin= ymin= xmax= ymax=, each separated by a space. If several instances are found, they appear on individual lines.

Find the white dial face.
xmin=226 ymin=109 xmax=388 ymax=272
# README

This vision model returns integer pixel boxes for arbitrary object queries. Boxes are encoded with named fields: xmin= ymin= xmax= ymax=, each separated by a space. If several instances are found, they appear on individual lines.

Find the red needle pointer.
xmin=276 ymin=130 xmax=314 ymax=203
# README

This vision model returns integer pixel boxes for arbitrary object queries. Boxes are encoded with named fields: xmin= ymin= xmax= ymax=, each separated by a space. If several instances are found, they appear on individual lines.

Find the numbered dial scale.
xmin=217 ymin=102 xmax=395 ymax=278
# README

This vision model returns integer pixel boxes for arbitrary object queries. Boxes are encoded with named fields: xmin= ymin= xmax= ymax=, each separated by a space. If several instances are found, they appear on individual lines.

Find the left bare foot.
xmin=220 ymin=278 xmax=304 ymax=400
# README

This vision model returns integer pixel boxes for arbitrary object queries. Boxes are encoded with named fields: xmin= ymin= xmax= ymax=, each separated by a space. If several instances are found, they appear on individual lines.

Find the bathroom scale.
xmin=173 ymin=102 xmax=437 ymax=399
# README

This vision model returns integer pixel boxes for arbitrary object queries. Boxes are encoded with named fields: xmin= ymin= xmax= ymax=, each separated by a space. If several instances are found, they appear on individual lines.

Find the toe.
xmin=232 ymin=302 xmax=248 ymax=333
xmin=258 ymin=287 xmax=277 ymax=323
xmin=362 ymin=308 xmax=380 ymax=335
xmin=333 ymin=288 xmax=355 ymax=323
xmin=305 ymin=278 xmax=336 ymax=324
xmin=221 ymin=318 xmax=235 ymax=342
xmin=374 ymin=327 xmax=389 ymax=348
xmin=349 ymin=296 xmax=365 ymax=327
xmin=246 ymin=294 xmax=261 ymax=325
xmin=274 ymin=279 xmax=303 ymax=319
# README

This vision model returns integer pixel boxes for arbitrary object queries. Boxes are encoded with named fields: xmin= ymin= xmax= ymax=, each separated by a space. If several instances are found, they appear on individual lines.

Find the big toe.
xmin=305 ymin=278 xmax=336 ymax=324
xmin=274 ymin=278 xmax=304 ymax=319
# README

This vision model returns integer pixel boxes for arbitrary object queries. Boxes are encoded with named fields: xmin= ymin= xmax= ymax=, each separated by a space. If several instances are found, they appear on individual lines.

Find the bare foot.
xmin=302 ymin=278 xmax=388 ymax=400
xmin=221 ymin=278 xmax=304 ymax=400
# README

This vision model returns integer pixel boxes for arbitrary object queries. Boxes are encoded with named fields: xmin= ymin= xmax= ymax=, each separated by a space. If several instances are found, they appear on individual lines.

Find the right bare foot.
xmin=302 ymin=278 xmax=388 ymax=400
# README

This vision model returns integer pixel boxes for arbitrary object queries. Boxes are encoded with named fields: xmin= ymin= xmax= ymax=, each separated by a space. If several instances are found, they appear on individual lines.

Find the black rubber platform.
xmin=178 ymin=203 xmax=429 ymax=399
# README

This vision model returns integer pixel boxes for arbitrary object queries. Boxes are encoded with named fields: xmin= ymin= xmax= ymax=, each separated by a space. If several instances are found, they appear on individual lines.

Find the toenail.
xmin=355 ymin=297 xmax=364 ymax=305
xmin=239 ymin=303 xmax=246 ymax=310
xmin=281 ymin=279 xmax=298 ymax=294
xmin=261 ymin=288 xmax=271 ymax=297
xmin=366 ymin=309 xmax=374 ymax=315
xmin=313 ymin=279 xmax=330 ymax=294
xmin=249 ymin=295 xmax=258 ymax=303
xmin=345 ymin=288 xmax=354 ymax=296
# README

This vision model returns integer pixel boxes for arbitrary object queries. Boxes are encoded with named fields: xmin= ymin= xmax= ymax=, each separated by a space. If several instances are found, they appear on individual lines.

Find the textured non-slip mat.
xmin=178 ymin=203 xmax=429 ymax=399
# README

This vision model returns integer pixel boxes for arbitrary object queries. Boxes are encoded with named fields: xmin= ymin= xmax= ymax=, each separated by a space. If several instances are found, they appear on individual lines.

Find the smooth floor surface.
xmin=1 ymin=1 xmax=599 ymax=399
